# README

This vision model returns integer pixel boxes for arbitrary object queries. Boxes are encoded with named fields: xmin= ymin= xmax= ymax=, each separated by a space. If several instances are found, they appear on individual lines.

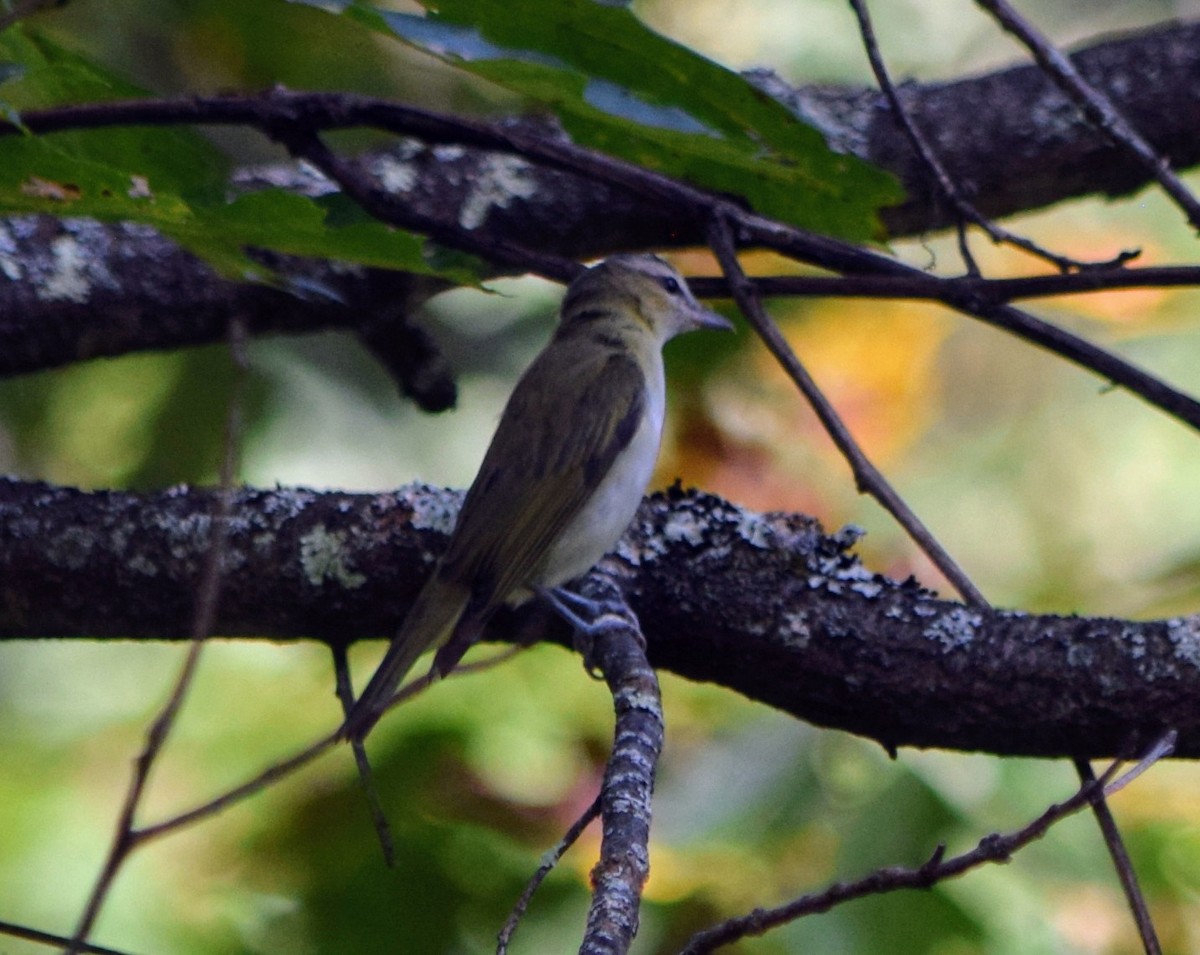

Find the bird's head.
xmin=561 ymin=254 xmax=733 ymax=342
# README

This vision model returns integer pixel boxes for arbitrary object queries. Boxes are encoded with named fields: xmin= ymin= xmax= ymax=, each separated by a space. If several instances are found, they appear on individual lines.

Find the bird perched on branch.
xmin=342 ymin=254 xmax=732 ymax=740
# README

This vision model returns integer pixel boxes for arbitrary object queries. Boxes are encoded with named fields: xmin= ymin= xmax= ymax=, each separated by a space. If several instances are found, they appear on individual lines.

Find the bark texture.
xmin=0 ymin=478 xmax=1192 ymax=760
xmin=2 ymin=23 xmax=1198 ymax=378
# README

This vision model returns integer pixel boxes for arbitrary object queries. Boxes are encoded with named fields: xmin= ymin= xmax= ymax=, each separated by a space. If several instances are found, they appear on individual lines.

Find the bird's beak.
xmin=691 ymin=305 xmax=735 ymax=332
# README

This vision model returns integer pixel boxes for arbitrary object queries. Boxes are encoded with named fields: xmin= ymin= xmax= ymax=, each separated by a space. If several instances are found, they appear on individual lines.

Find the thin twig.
xmin=707 ymin=212 xmax=987 ymax=606
xmin=1075 ymin=757 xmax=1163 ymax=955
xmin=0 ymin=918 xmax=137 ymax=955
xmin=134 ymin=732 xmax=340 ymax=842
xmin=269 ymin=122 xmax=582 ymax=285
xmin=847 ymin=0 xmax=1085 ymax=272
xmin=680 ymin=736 xmax=1173 ymax=954
xmin=369 ymin=645 xmax=526 ymax=725
xmin=953 ymin=217 xmax=980 ymax=277
xmin=64 ymin=325 xmax=248 ymax=955
xmin=497 ymin=794 xmax=603 ymax=955
xmin=332 ymin=644 xmax=396 ymax=868
xmin=134 ymin=649 xmax=519 ymax=843
xmin=1069 ymin=730 xmax=1176 ymax=955
xmin=686 ymin=265 xmax=1200 ymax=304
xmin=973 ymin=0 xmax=1200 ymax=230
xmin=1104 ymin=731 xmax=1177 ymax=798
xmin=737 ymin=211 xmax=1200 ymax=433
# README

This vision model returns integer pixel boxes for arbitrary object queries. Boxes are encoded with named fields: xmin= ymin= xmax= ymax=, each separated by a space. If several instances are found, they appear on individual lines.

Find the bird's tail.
xmin=340 ymin=574 xmax=471 ymax=740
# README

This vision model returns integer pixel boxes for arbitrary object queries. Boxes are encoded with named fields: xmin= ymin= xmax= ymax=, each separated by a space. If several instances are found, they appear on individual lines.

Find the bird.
xmin=341 ymin=254 xmax=732 ymax=740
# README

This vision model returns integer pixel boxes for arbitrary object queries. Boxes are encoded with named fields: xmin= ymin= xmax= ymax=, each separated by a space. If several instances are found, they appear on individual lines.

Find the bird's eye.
xmin=659 ymin=276 xmax=682 ymax=295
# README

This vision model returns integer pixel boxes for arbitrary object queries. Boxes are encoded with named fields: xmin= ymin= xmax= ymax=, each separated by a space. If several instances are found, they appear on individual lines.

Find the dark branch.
xmin=737 ymin=211 xmax=1200 ymax=434
xmin=678 ymin=739 xmax=1171 ymax=953
xmin=1 ymin=21 xmax=1199 ymax=385
xmin=708 ymin=212 xmax=986 ymax=605
xmin=0 ymin=215 xmax=456 ymax=409
xmin=752 ymin=19 xmax=1200 ymax=235
xmin=0 ymin=917 xmax=137 ymax=955
xmin=8 ymin=83 xmax=1200 ymax=448
xmin=688 ymin=267 xmax=1200 ymax=304
xmin=9 ymin=21 xmax=1200 ymax=240
xmin=499 ymin=796 xmax=602 ymax=953
xmin=2 ymin=477 xmax=1197 ymax=760
xmin=971 ymin=0 xmax=1200 ymax=229
xmin=1073 ymin=758 xmax=1163 ymax=955
xmin=845 ymin=0 xmax=1075 ymax=271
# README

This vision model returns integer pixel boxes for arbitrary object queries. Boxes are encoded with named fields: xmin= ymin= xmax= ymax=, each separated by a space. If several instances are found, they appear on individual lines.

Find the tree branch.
xmin=678 ymin=737 xmax=1173 ymax=953
xmin=971 ymin=0 xmax=1200 ymax=229
xmin=753 ymin=19 xmax=1200 ymax=235
xmin=7 ymin=81 xmax=1200 ymax=452
xmin=1 ymin=477 xmax=1194 ymax=760
xmin=2 ymin=22 xmax=1198 ymax=381
xmin=0 ymin=215 xmax=457 ymax=408
xmin=574 ymin=572 xmax=662 ymax=955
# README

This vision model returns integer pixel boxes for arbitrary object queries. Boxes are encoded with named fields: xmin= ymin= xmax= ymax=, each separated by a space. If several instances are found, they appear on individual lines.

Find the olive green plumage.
xmin=342 ymin=254 xmax=731 ymax=739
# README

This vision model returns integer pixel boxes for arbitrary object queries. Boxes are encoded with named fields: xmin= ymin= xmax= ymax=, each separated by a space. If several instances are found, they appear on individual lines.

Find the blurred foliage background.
xmin=2 ymin=0 xmax=1200 ymax=953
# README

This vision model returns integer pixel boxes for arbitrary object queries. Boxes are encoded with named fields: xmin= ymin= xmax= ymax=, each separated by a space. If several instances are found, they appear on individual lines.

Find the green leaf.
xmin=0 ymin=134 xmax=487 ymax=282
xmin=192 ymin=189 xmax=489 ymax=283
xmin=0 ymin=27 xmax=231 ymax=247
xmin=0 ymin=27 xmax=229 ymax=202
xmin=0 ymin=25 xmax=488 ymax=285
xmin=0 ymin=134 xmax=196 ymax=221
xmin=310 ymin=0 xmax=901 ymax=240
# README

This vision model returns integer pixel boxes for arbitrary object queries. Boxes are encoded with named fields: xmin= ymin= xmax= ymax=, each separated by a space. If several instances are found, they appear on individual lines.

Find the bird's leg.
xmin=536 ymin=583 xmax=643 ymax=677
xmin=538 ymin=585 xmax=607 ymax=633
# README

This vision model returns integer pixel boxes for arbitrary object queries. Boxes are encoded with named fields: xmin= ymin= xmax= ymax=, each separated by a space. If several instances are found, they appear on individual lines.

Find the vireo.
xmin=342 ymin=254 xmax=732 ymax=739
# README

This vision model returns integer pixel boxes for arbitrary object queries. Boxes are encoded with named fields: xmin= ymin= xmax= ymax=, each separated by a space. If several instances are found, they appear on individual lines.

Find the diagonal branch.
xmin=0 ymin=918 xmax=138 ymax=955
xmin=678 ymin=733 xmax=1174 ymax=953
xmin=64 ymin=328 xmax=246 ymax=955
xmin=4 ymin=88 xmax=1200 ymax=446
xmin=1075 ymin=757 xmax=1163 ymax=955
xmin=707 ymin=212 xmax=986 ymax=605
xmin=735 ymin=211 xmax=1200 ymax=433
xmin=720 ymin=209 xmax=1164 ymax=951
xmin=499 ymin=796 xmax=603 ymax=954
xmin=686 ymin=265 xmax=1200 ymax=304
xmin=973 ymin=0 xmax=1200 ymax=229
xmin=846 ymin=0 xmax=1085 ymax=272
xmin=267 ymin=123 xmax=582 ymax=284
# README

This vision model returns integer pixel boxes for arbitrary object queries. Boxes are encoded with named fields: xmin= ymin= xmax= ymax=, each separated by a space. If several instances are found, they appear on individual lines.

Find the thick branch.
xmin=1 ymin=22 xmax=1198 ymax=379
xmin=0 ymin=216 xmax=456 ymax=408
xmin=0 ymin=477 xmax=1194 ymax=760
xmin=12 ymin=85 xmax=1200 ymax=442
xmin=756 ymin=19 xmax=1200 ymax=235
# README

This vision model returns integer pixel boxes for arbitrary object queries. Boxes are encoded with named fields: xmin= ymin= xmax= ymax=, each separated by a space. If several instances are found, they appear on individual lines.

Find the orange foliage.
xmin=659 ymin=293 xmax=953 ymax=517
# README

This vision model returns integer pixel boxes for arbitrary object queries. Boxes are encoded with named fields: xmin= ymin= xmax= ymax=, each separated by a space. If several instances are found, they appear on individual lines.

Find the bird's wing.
xmin=440 ymin=344 xmax=646 ymax=608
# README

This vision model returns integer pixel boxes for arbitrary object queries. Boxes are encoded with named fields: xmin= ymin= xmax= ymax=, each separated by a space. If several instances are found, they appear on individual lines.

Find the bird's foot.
xmin=536 ymin=584 xmax=644 ymax=677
